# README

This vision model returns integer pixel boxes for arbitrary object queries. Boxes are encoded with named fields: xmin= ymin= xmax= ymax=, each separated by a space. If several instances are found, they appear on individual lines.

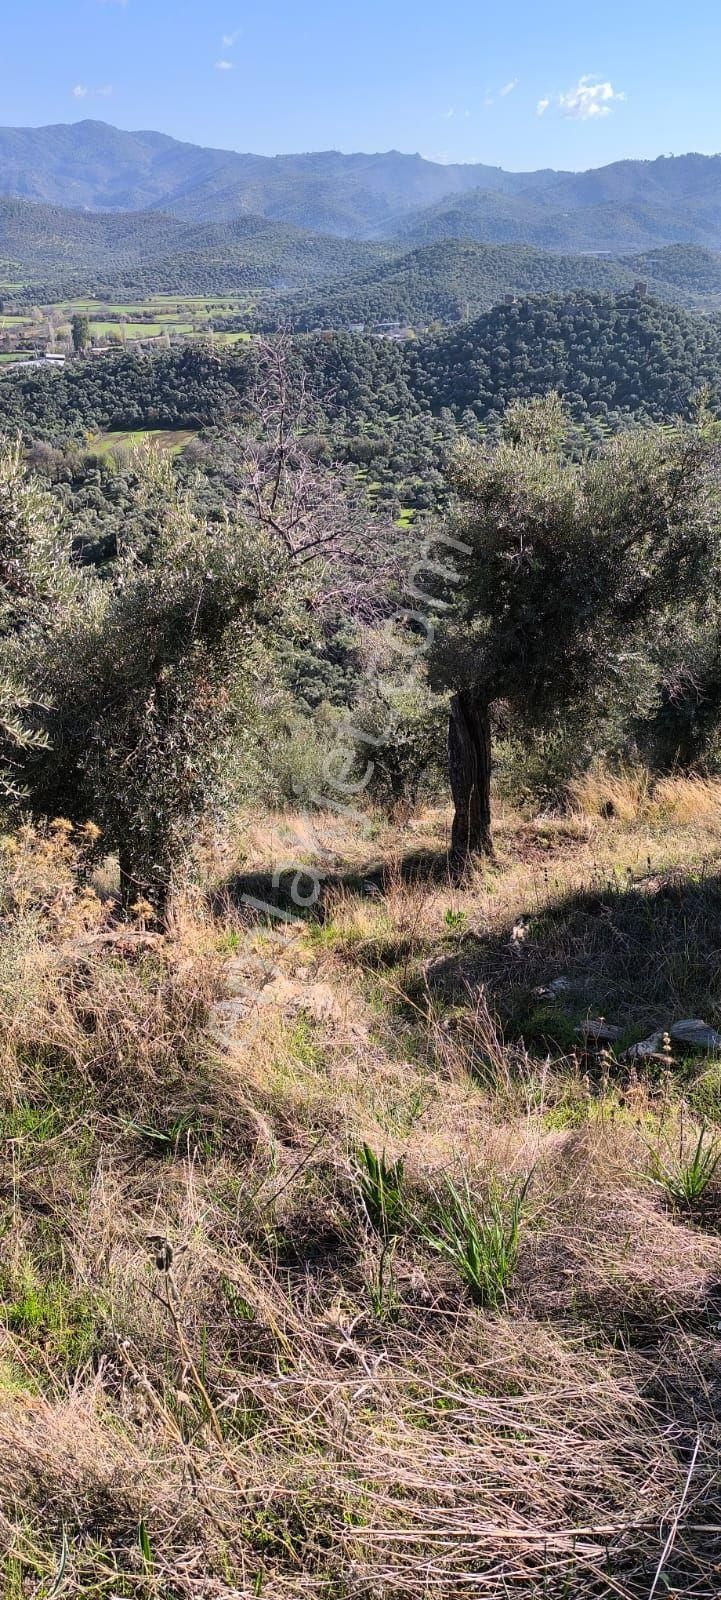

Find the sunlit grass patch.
xmin=88 ymin=427 xmax=199 ymax=457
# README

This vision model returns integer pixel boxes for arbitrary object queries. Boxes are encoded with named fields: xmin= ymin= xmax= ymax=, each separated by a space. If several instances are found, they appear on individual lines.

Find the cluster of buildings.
xmin=345 ymin=320 xmax=415 ymax=340
xmin=1 ymin=349 xmax=66 ymax=373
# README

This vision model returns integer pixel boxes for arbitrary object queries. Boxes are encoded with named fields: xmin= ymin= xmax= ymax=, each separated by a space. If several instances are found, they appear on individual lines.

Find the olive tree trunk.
xmin=118 ymin=841 xmax=170 ymax=920
xmin=448 ymin=689 xmax=493 ymax=871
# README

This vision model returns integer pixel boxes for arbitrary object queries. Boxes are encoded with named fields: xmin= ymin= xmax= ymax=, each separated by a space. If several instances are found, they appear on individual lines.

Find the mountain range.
xmin=2 ymin=121 xmax=721 ymax=252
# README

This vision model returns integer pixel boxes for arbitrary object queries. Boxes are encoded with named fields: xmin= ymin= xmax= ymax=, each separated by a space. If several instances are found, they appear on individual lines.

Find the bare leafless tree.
xmin=237 ymin=334 xmax=403 ymax=618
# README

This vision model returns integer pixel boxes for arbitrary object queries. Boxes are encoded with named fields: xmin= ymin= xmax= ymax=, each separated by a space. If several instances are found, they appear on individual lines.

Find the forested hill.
xmin=412 ymin=291 xmax=721 ymax=422
xmin=0 ymin=121 xmax=542 ymax=233
xmin=6 ymin=192 xmax=721 ymax=317
xmin=399 ymin=186 xmax=721 ymax=254
xmin=268 ymin=242 xmax=721 ymax=331
xmin=272 ymin=241 xmax=636 ymax=330
xmin=2 ymin=293 xmax=720 ymax=446
xmin=0 ymin=197 xmax=389 ymax=298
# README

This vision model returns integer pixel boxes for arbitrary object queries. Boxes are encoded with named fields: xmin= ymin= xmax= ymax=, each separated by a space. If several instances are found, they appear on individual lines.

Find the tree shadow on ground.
xmin=217 ymin=852 xmax=721 ymax=1050
xmin=216 ymin=844 xmax=455 ymax=921
xmin=420 ymin=864 xmax=721 ymax=1052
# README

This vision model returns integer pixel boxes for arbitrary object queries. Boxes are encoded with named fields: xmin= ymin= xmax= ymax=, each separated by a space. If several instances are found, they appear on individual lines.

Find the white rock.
xmin=625 ymin=1032 xmax=664 ymax=1060
xmin=535 ymin=976 xmax=572 ymax=998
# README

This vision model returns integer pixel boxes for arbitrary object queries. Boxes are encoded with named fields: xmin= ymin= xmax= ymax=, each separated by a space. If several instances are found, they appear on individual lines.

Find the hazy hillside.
xmin=0 ymin=120 xmax=549 ymax=235
xmin=625 ymin=242 xmax=721 ymax=296
xmin=5 ymin=189 xmax=721 ymax=316
xmin=263 ymin=240 xmax=721 ymax=330
xmin=402 ymin=186 xmax=721 ymax=253
xmin=271 ymin=240 xmax=637 ymax=329
xmin=2 ymin=122 xmax=721 ymax=249
xmin=534 ymin=152 xmax=721 ymax=212
xmin=0 ymin=196 xmax=389 ymax=296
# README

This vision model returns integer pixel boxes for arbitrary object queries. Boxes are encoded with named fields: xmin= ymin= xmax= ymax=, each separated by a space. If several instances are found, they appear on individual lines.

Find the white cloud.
xmin=214 ymin=59 xmax=235 ymax=70
xmin=222 ymin=29 xmax=240 ymax=46
xmin=536 ymin=96 xmax=550 ymax=117
xmin=484 ymin=78 xmax=518 ymax=108
xmin=558 ymin=76 xmax=626 ymax=120
xmin=444 ymin=107 xmax=455 ymax=119
xmin=72 ymin=83 xmax=113 ymax=98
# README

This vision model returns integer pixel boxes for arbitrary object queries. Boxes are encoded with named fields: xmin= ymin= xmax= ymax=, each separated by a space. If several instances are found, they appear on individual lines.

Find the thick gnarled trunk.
xmin=448 ymin=689 xmax=492 ymax=872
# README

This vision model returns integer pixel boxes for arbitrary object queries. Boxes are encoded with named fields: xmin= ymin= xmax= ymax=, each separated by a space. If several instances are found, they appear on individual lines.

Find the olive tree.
xmin=0 ymin=331 xmax=382 ymax=911
xmin=0 ymin=439 xmax=82 ymax=797
xmin=0 ymin=442 xmax=291 ymax=910
xmin=26 ymin=454 xmax=289 ymax=910
xmin=431 ymin=397 xmax=721 ymax=869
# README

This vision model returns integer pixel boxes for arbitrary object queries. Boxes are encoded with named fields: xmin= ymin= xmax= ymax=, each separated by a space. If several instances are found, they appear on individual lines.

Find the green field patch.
xmin=89 ymin=320 xmax=166 ymax=338
xmin=89 ymin=427 xmax=199 ymax=457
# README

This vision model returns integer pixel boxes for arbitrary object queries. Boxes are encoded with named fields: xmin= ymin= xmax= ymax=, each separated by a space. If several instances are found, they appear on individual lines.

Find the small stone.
xmin=207 ymin=996 xmax=249 ymax=1043
xmin=535 ymin=976 xmax=572 ymax=998
xmin=576 ymin=1019 xmax=623 ymax=1044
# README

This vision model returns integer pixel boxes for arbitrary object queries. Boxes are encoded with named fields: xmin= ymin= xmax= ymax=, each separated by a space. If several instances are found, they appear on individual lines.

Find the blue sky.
xmin=2 ymin=0 xmax=720 ymax=169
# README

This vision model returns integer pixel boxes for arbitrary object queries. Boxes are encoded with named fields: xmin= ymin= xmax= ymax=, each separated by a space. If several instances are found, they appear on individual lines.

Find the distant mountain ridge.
xmin=2 ymin=121 xmax=721 ymax=250
xmin=0 ymin=121 xmax=550 ymax=234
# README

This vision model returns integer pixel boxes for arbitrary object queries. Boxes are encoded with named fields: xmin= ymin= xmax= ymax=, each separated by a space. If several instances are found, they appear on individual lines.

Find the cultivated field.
xmin=87 ymin=427 xmax=200 ymax=457
xmin=0 ymin=294 xmax=254 ymax=358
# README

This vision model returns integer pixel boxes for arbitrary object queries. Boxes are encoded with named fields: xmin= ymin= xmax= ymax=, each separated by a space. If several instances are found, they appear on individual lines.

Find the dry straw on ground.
xmin=2 ymin=796 xmax=721 ymax=1596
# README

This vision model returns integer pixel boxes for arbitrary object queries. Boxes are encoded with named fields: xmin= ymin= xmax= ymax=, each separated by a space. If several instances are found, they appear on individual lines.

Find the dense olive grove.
xmin=4 ymin=328 xmax=721 ymax=900
xmin=3 ymin=292 xmax=719 ymax=455
xmin=0 ymin=345 xmax=245 ymax=438
xmin=413 ymin=292 xmax=721 ymax=422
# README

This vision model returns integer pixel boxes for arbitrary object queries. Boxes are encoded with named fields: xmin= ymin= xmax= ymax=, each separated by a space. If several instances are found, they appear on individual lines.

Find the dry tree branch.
xmin=234 ymin=332 xmax=405 ymax=617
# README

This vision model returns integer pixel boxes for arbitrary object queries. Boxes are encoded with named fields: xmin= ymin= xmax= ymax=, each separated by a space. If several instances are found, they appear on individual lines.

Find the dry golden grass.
xmin=569 ymin=762 xmax=721 ymax=828
xmin=3 ymin=806 xmax=721 ymax=1597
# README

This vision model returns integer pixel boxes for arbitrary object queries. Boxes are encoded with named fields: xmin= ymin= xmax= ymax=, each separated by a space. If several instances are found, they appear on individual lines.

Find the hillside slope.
xmin=2 ymin=798 xmax=721 ymax=1596
xmin=270 ymin=240 xmax=634 ymax=328
xmin=3 ymin=123 xmax=721 ymax=248
xmin=0 ymin=121 xmax=545 ymax=235
xmin=1 ymin=294 xmax=718 ymax=445
xmin=402 ymin=185 xmax=721 ymax=253
xmin=273 ymin=241 xmax=721 ymax=329
xmin=0 ymin=197 xmax=389 ymax=295
xmin=413 ymin=291 xmax=721 ymax=419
